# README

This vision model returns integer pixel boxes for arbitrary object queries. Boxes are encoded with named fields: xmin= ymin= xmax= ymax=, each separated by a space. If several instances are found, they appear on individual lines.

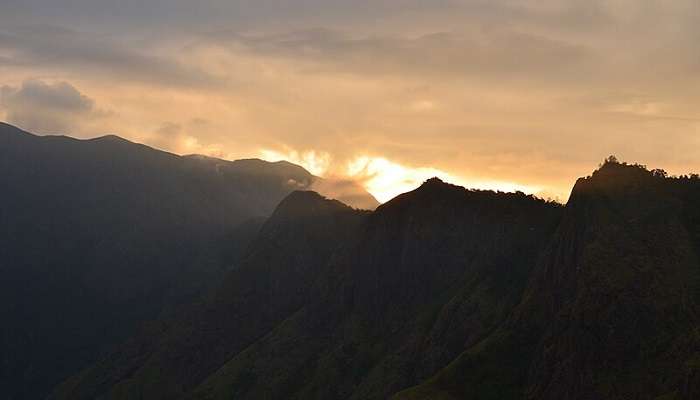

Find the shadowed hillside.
xmin=0 ymin=122 xmax=376 ymax=399
xmin=55 ymin=178 xmax=562 ymax=399
xmin=56 ymin=159 xmax=700 ymax=400
xmin=6 ymin=127 xmax=699 ymax=400
xmin=53 ymin=191 xmax=369 ymax=399
xmin=394 ymin=160 xmax=700 ymax=400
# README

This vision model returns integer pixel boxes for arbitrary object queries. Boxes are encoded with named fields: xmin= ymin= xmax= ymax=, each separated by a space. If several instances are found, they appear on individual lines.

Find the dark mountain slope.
xmin=0 ymin=122 xmax=376 ymax=399
xmin=189 ymin=179 xmax=562 ymax=400
xmin=57 ymin=178 xmax=562 ymax=399
xmin=53 ymin=191 xmax=368 ymax=400
xmin=394 ymin=161 xmax=700 ymax=400
xmin=48 ymin=156 xmax=700 ymax=400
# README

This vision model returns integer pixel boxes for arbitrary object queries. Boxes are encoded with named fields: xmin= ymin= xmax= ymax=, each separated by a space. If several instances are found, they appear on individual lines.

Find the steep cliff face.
xmin=395 ymin=162 xmax=700 ymax=400
xmin=524 ymin=163 xmax=700 ymax=400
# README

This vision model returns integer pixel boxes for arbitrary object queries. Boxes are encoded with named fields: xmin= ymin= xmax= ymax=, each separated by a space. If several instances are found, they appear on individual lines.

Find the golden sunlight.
xmin=260 ymin=148 xmax=332 ymax=176
xmin=346 ymin=157 xmax=540 ymax=203
xmin=261 ymin=149 xmax=540 ymax=203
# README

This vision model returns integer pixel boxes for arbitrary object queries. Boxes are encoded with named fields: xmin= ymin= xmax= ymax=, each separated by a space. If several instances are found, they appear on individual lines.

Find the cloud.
xmin=0 ymin=0 xmax=474 ymax=33
xmin=2 ymin=1 xmax=700 ymax=202
xmin=308 ymin=178 xmax=380 ymax=210
xmin=259 ymin=148 xmax=332 ymax=176
xmin=198 ymin=10 xmax=700 ymax=93
xmin=0 ymin=25 xmax=217 ymax=89
xmin=260 ymin=148 xmax=540 ymax=203
xmin=145 ymin=121 xmax=226 ymax=157
xmin=201 ymin=28 xmax=591 ymax=84
xmin=0 ymin=79 xmax=105 ymax=134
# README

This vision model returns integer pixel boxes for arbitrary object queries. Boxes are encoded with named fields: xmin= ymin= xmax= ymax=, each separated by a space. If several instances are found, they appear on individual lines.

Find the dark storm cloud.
xmin=0 ymin=80 xmax=103 ymax=133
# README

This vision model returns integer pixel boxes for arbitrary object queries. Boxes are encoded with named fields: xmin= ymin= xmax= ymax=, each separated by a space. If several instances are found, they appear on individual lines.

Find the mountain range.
xmin=2 ymin=122 xmax=699 ymax=399
xmin=0 ymin=122 xmax=376 ymax=399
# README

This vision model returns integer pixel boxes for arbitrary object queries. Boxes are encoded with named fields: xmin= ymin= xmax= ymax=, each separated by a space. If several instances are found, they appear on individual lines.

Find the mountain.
xmin=394 ymin=161 xmax=700 ymax=399
xmin=54 ymin=191 xmax=369 ymax=399
xmin=183 ymin=154 xmax=379 ymax=211
xmin=0 ymin=122 xmax=377 ymax=399
xmin=6 ymin=123 xmax=699 ymax=400
xmin=56 ymin=160 xmax=700 ymax=400
xmin=54 ymin=178 xmax=562 ymax=399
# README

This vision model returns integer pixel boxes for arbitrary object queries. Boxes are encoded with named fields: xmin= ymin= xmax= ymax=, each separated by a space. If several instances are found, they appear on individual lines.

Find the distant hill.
xmin=55 ymin=160 xmax=700 ymax=400
xmin=0 ymin=122 xmax=376 ymax=399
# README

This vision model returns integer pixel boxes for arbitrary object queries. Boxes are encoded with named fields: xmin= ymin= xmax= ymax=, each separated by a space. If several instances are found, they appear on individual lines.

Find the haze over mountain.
xmin=0 ymin=122 xmax=376 ymax=399
xmin=52 ymin=156 xmax=700 ymax=399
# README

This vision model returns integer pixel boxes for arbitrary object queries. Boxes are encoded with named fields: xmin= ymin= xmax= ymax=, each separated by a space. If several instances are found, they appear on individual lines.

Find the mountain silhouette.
xmin=4 ymin=121 xmax=699 ymax=400
xmin=394 ymin=161 xmax=700 ymax=399
xmin=55 ymin=160 xmax=700 ymax=400
xmin=54 ymin=176 xmax=563 ymax=399
xmin=54 ymin=190 xmax=368 ymax=399
xmin=0 ymin=122 xmax=377 ymax=399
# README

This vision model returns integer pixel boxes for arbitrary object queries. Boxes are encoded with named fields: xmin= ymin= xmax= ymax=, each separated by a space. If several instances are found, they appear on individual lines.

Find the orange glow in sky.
xmin=260 ymin=150 xmax=541 ymax=203
xmin=2 ymin=1 xmax=700 ymax=203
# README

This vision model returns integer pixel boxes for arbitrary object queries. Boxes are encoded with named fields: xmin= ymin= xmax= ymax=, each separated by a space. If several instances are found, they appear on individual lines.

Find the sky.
xmin=1 ymin=0 xmax=699 ymax=202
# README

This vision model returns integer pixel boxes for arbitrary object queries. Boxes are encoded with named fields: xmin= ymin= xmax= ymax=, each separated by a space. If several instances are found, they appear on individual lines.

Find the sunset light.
xmin=260 ymin=150 xmax=540 ymax=203
xmin=4 ymin=1 xmax=700 ymax=399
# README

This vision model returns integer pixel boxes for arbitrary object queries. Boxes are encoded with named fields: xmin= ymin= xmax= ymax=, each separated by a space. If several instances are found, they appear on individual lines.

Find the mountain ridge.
xmin=55 ymin=171 xmax=563 ymax=400
xmin=394 ymin=160 xmax=700 ymax=400
xmin=5 ymin=119 xmax=699 ymax=400
xmin=55 ymin=158 xmax=700 ymax=400
xmin=0 ymin=121 xmax=379 ymax=210
xmin=0 ymin=121 xmax=375 ymax=399
xmin=52 ymin=188 xmax=369 ymax=400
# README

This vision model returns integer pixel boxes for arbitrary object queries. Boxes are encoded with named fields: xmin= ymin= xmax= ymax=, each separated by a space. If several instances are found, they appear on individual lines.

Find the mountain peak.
xmin=570 ymin=159 xmax=664 ymax=201
xmin=271 ymin=190 xmax=355 ymax=220
xmin=416 ymin=176 xmax=464 ymax=194
xmin=422 ymin=176 xmax=446 ymax=186
xmin=88 ymin=134 xmax=134 ymax=144
xmin=594 ymin=159 xmax=652 ymax=177
xmin=381 ymin=177 xmax=466 ymax=209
